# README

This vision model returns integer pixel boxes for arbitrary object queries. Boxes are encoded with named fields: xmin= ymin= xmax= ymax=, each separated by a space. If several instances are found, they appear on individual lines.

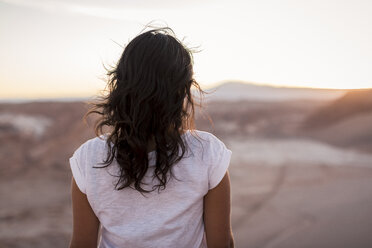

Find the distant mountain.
xmin=200 ymin=81 xmax=348 ymax=102
xmin=298 ymin=89 xmax=372 ymax=152
xmin=301 ymin=89 xmax=372 ymax=129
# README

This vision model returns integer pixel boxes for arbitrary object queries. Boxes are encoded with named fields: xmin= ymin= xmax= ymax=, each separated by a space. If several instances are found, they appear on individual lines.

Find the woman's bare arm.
xmin=203 ymin=171 xmax=234 ymax=248
xmin=69 ymin=177 xmax=100 ymax=248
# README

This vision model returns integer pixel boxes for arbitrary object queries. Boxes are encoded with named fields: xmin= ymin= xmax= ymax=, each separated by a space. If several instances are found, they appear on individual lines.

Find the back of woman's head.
xmin=86 ymin=27 xmax=205 ymax=193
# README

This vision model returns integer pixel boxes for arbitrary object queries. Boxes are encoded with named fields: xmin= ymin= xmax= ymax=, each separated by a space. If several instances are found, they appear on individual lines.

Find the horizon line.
xmin=1 ymin=81 xmax=371 ymax=103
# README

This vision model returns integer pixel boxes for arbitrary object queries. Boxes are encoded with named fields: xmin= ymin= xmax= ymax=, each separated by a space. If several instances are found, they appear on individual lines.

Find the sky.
xmin=0 ymin=0 xmax=371 ymax=99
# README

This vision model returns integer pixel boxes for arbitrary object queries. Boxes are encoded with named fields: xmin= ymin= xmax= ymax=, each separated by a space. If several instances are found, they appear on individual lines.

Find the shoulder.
xmin=189 ymin=130 xmax=227 ymax=147
xmin=69 ymin=135 xmax=107 ymax=194
xmin=188 ymin=130 xmax=223 ymax=144
xmin=69 ymin=135 xmax=108 ymax=175
xmin=187 ymin=130 xmax=231 ymax=163
xmin=83 ymin=134 xmax=107 ymax=148
xmin=188 ymin=130 xmax=232 ymax=190
xmin=72 ymin=134 xmax=107 ymax=158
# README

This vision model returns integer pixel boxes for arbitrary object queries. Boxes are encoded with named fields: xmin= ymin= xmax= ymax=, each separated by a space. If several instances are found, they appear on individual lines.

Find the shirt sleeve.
xmin=207 ymin=135 xmax=232 ymax=190
xmin=69 ymin=144 xmax=87 ymax=194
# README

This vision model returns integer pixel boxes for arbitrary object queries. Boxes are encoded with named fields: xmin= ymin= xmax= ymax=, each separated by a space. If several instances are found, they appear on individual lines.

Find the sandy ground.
xmin=1 ymin=138 xmax=372 ymax=248
xmin=230 ymin=164 xmax=372 ymax=248
xmin=1 ymin=97 xmax=372 ymax=247
xmin=227 ymin=138 xmax=372 ymax=248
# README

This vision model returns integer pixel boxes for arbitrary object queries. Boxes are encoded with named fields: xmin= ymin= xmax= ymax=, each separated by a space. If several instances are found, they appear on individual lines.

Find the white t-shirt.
xmin=69 ymin=129 xmax=232 ymax=248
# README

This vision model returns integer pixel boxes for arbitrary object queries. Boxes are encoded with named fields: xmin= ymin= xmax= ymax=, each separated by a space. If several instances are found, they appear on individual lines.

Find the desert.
xmin=1 ymin=82 xmax=372 ymax=247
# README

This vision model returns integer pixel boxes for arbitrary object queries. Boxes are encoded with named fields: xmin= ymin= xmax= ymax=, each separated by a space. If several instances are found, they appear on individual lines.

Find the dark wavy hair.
xmin=84 ymin=27 xmax=206 ymax=193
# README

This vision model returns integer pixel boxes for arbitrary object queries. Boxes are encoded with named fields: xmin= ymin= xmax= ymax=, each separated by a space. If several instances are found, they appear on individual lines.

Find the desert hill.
xmin=297 ymin=89 xmax=372 ymax=153
xmin=300 ymin=89 xmax=372 ymax=129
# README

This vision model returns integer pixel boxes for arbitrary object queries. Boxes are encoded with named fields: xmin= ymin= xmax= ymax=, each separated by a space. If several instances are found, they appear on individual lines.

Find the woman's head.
xmin=86 ymin=27 xmax=205 ymax=193
xmin=109 ymin=28 xmax=197 ymax=135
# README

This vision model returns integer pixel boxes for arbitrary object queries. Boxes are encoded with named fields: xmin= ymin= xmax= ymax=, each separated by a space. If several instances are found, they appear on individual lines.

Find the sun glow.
xmin=0 ymin=0 xmax=371 ymax=98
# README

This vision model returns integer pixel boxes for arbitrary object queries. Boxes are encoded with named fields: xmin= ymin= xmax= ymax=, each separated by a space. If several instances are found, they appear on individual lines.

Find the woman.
xmin=69 ymin=27 xmax=234 ymax=248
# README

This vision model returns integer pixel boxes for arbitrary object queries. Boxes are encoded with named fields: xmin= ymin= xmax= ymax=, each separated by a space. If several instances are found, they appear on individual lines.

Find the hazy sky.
xmin=0 ymin=0 xmax=371 ymax=98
